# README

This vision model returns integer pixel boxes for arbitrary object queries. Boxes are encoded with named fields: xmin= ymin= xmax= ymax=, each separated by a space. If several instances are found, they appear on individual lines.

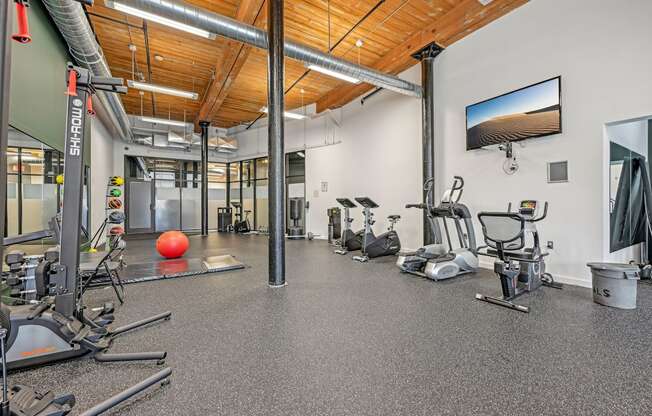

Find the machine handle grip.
xmin=532 ymin=201 xmax=549 ymax=222
xmin=405 ymin=203 xmax=425 ymax=209
xmin=450 ymin=176 xmax=464 ymax=203
xmin=93 ymin=76 xmax=125 ymax=86
xmin=27 ymin=302 xmax=50 ymax=320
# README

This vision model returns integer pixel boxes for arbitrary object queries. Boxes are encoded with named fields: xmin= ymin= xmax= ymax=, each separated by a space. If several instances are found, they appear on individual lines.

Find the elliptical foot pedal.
xmin=333 ymin=249 xmax=348 ymax=255
xmin=543 ymin=281 xmax=563 ymax=290
xmin=352 ymin=255 xmax=368 ymax=263
xmin=474 ymin=293 xmax=529 ymax=313
xmin=541 ymin=274 xmax=563 ymax=290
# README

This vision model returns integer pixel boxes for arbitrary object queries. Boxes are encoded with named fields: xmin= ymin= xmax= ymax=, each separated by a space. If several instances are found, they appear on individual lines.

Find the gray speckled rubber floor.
xmin=10 ymin=233 xmax=652 ymax=415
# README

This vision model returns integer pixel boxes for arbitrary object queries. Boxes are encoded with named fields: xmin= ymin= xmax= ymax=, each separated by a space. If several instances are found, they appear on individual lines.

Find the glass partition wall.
xmin=124 ymin=151 xmax=306 ymax=235
xmin=125 ymin=157 xmax=228 ymax=233
xmin=5 ymin=128 xmax=90 ymax=239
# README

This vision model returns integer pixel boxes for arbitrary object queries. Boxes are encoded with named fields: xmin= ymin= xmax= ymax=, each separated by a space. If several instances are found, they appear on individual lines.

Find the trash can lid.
xmin=586 ymin=262 xmax=641 ymax=272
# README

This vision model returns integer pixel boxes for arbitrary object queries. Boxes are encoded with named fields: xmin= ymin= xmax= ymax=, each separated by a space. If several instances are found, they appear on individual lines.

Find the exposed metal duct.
xmin=42 ymin=0 xmax=133 ymax=141
xmin=106 ymin=0 xmax=423 ymax=98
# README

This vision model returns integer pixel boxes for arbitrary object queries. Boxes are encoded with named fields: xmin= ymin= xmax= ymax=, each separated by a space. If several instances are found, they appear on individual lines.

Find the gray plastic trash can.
xmin=586 ymin=263 xmax=640 ymax=309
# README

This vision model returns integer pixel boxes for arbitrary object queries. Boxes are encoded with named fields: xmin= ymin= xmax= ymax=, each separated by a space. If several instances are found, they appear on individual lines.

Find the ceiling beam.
xmin=195 ymin=0 xmax=266 ymax=130
xmin=315 ymin=0 xmax=528 ymax=113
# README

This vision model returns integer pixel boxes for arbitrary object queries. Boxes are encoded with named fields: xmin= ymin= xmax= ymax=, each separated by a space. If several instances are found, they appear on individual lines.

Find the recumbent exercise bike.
xmin=475 ymin=200 xmax=562 ymax=313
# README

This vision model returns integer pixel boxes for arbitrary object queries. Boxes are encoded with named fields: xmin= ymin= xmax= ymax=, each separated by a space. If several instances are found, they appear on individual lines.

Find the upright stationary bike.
xmin=231 ymin=201 xmax=251 ymax=233
xmin=352 ymin=197 xmax=401 ymax=262
xmin=334 ymin=198 xmax=359 ymax=254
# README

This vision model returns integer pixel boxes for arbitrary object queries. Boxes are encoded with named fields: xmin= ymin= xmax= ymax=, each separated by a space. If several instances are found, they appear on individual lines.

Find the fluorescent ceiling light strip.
xmin=140 ymin=116 xmax=191 ymax=128
xmin=260 ymin=107 xmax=307 ymax=120
xmin=106 ymin=1 xmax=216 ymax=40
xmin=307 ymin=64 xmax=361 ymax=84
xmin=128 ymin=80 xmax=199 ymax=100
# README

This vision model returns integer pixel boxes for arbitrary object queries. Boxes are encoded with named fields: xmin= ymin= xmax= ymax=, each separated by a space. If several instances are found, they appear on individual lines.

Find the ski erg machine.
xmin=0 ymin=62 xmax=172 ymax=415
xmin=0 ymin=64 xmax=171 ymax=369
xmin=52 ymin=64 xmax=125 ymax=317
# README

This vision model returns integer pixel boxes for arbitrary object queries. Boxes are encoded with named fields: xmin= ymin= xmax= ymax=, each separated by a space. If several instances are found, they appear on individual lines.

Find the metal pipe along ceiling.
xmin=42 ymin=0 xmax=133 ymax=142
xmin=109 ymin=0 xmax=423 ymax=98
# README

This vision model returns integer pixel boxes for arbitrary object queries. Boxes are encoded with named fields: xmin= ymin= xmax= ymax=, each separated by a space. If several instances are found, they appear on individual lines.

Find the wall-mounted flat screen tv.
xmin=466 ymin=76 xmax=562 ymax=150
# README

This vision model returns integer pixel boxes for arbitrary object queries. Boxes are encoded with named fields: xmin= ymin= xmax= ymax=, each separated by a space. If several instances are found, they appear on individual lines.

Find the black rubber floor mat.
xmin=87 ymin=255 xmax=245 ymax=286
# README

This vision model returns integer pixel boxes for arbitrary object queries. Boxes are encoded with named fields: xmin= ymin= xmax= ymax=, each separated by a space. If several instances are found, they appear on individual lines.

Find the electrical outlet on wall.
xmin=547 ymin=241 xmax=554 ymax=250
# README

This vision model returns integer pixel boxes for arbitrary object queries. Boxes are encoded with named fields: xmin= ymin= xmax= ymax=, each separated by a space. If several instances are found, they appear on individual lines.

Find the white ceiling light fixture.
xmin=140 ymin=116 xmax=192 ymax=128
xmin=127 ymin=80 xmax=199 ymax=100
xmin=307 ymin=64 xmax=361 ymax=84
xmin=105 ymin=1 xmax=216 ymax=40
xmin=477 ymin=0 xmax=494 ymax=5
xmin=260 ymin=107 xmax=307 ymax=120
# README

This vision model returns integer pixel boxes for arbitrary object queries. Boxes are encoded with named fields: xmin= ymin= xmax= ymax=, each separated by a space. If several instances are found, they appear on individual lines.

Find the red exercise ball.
xmin=156 ymin=231 xmax=190 ymax=259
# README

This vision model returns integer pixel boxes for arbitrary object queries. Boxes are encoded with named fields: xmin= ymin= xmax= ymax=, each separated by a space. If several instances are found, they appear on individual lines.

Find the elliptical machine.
xmin=231 ymin=201 xmax=251 ymax=233
xmin=352 ymin=197 xmax=401 ymax=262
xmin=396 ymin=176 xmax=479 ymax=280
xmin=475 ymin=200 xmax=563 ymax=313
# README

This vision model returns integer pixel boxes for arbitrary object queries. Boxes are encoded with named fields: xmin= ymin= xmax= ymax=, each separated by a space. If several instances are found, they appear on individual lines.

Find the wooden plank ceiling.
xmin=89 ymin=0 xmax=528 ymax=130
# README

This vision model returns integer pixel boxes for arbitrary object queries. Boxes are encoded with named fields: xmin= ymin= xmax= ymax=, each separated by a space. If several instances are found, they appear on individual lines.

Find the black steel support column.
xmin=413 ymin=43 xmax=444 ymax=246
xmin=267 ymin=0 xmax=286 ymax=287
xmin=226 ymin=162 xmax=231 ymax=206
xmin=199 ymin=121 xmax=210 ymax=236
xmin=0 ymin=2 xmax=12 ymax=263
xmin=252 ymin=159 xmax=257 ymax=230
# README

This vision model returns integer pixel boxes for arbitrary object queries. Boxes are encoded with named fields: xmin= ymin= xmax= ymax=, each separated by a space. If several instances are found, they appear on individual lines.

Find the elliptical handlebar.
xmin=416 ymin=176 xmax=466 ymax=213
xmin=452 ymin=176 xmax=464 ymax=190
xmin=424 ymin=178 xmax=436 ymax=213
xmin=449 ymin=176 xmax=464 ymax=203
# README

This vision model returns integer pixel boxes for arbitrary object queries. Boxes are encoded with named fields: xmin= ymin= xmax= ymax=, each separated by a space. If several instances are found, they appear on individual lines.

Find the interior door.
xmin=126 ymin=179 xmax=155 ymax=234
xmin=154 ymin=180 xmax=181 ymax=232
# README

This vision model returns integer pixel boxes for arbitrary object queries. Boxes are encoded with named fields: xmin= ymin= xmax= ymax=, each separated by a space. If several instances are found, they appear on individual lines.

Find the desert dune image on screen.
xmin=466 ymin=77 xmax=561 ymax=150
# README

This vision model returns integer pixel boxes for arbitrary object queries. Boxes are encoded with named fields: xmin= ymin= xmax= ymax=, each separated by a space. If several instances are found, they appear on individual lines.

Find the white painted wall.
xmin=433 ymin=0 xmax=652 ymax=286
xmin=232 ymin=0 xmax=652 ymax=287
xmin=232 ymin=66 xmax=423 ymax=249
xmin=90 ymin=116 xmax=116 ymax=247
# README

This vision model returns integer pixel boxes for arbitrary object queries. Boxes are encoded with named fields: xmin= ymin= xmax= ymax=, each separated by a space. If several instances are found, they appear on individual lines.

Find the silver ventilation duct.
xmin=42 ymin=0 xmax=133 ymax=141
xmin=105 ymin=0 xmax=423 ymax=98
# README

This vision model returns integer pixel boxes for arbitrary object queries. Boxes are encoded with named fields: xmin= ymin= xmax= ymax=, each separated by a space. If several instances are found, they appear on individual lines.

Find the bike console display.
xmin=519 ymin=200 xmax=537 ymax=215
xmin=336 ymin=198 xmax=357 ymax=208
xmin=354 ymin=197 xmax=379 ymax=208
